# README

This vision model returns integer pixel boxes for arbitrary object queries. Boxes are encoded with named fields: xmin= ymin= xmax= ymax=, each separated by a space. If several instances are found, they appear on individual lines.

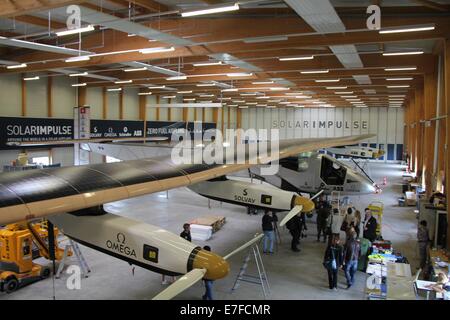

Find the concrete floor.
xmin=1 ymin=162 xmax=419 ymax=300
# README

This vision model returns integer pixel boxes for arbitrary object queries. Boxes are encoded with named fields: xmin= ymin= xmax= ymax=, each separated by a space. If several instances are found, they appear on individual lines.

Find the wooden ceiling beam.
xmin=409 ymin=0 xmax=449 ymax=12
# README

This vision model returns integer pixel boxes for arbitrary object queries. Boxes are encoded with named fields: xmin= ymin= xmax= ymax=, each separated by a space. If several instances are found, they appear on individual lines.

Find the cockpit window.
xmin=320 ymin=156 xmax=347 ymax=185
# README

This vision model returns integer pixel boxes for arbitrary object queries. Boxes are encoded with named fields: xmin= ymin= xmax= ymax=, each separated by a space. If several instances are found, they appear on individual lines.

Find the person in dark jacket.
xmin=323 ymin=235 xmax=343 ymax=290
xmin=180 ymin=223 xmax=191 ymax=242
xmin=262 ymin=211 xmax=274 ymax=254
xmin=343 ymin=230 xmax=361 ymax=288
xmin=363 ymin=208 xmax=377 ymax=242
xmin=316 ymin=197 xmax=331 ymax=242
xmin=286 ymin=213 xmax=302 ymax=252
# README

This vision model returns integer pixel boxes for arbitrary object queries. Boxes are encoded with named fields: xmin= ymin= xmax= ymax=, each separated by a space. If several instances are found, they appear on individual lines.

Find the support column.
xmin=47 ymin=76 xmax=53 ymax=117
xmin=444 ymin=38 xmax=450 ymax=249
xmin=415 ymin=84 xmax=424 ymax=180
xmin=236 ymin=107 xmax=242 ymax=129
xmin=78 ymin=86 xmax=86 ymax=106
xmin=102 ymin=87 xmax=107 ymax=119
xmin=21 ymin=76 xmax=26 ymax=117
xmin=119 ymin=88 xmax=124 ymax=120
xmin=423 ymin=72 xmax=438 ymax=197
xmin=156 ymin=96 xmax=160 ymax=120
xmin=139 ymin=89 xmax=147 ymax=139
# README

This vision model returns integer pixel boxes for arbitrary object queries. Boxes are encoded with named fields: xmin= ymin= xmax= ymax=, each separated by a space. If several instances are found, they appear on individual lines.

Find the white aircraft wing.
xmin=0 ymin=134 xmax=373 ymax=225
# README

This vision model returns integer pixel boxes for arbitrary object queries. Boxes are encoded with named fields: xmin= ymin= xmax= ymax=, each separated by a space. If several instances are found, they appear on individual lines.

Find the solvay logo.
xmin=243 ymin=189 xmax=248 ymax=196
xmin=66 ymin=5 xmax=81 ymax=30
xmin=366 ymin=5 xmax=381 ymax=30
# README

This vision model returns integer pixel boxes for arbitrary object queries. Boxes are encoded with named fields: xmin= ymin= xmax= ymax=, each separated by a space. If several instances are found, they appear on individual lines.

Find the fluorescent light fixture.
xmin=294 ymin=95 xmax=311 ymax=99
xmin=178 ymin=90 xmax=192 ymax=94
xmin=219 ymin=97 xmax=232 ymax=100
xmin=23 ymin=76 xmax=39 ymax=81
xmin=268 ymin=99 xmax=281 ymax=103
xmin=335 ymin=91 xmax=353 ymax=94
xmin=182 ymin=3 xmax=239 ymax=17
xmin=72 ymin=83 xmax=87 ymax=87
xmin=193 ymin=61 xmax=223 ymax=66
xmin=199 ymin=94 xmax=214 ymax=97
xmin=138 ymin=92 xmax=152 ymax=95
xmin=65 ymin=56 xmax=91 ymax=63
xmin=227 ymin=104 xmax=238 ymax=107
xmin=266 ymin=105 xmax=276 ymax=108
xmin=56 ymin=25 xmax=95 ymax=36
xmin=233 ymin=100 xmax=245 ymax=103
xmin=108 ymin=88 xmax=122 ymax=92
xmin=354 ymin=105 xmax=368 ymax=108
xmin=69 ymin=72 xmax=88 ymax=77
xmin=244 ymin=35 xmax=288 ymax=43
xmin=115 ymin=80 xmax=132 ymax=84
xmin=197 ymin=83 xmax=215 ymax=87
xmin=379 ymin=25 xmax=434 ymax=34
xmin=346 ymin=99 xmax=361 ymax=101
xmin=301 ymin=70 xmax=329 ymax=74
xmin=238 ymin=106 xmax=249 ymax=109
xmin=184 ymin=98 xmax=196 ymax=101
xmin=382 ymin=51 xmax=424 ymax=56
xmin=6 ymin=63 xmax=27 ymax=69
xmin=279 ymin=102 xmax=291 ymax=105
xmin=240 ymin=93 xmax=257 ymax=96
xmin=341 ymin=95 xmax=358 ymax=98
xmin=384 ymin=67 xmax=417 ymax=72
xmin=295 ymin=105 xmax=305 ymax=108
xmin=389 ymin=105 xmax=402 ymax=108
xmin=252 ymin=81 xmax=274 ymax=85
xmin=139 ymin=47 xmax=175 ymax=54
xmin=386 ymin=77 xmax=413 ymax=81
xmin=327 ymin=86 xmax=347 ymax=89
xmin=256 ymin=96 xmax=271 ymax=99
xmin=389 ymin=95 xmax=406 ymax=97
xmin=389 ymin=98 xmax=404 ymax=101
xmin=246 ymin=102 xmax=257 ymax=105
xmin=256 ymin=104 xmax=267 ymax=107
xmin=312 ymin=101 xmax=324 ymax=104
xmin=227 ymin=73 xmax=253 ymax=77
xmin=167 ymin=75 xmax=187 ymax=81
xmin=387 ymin=85 xmax=410 ymax=88
xmin=279 ymin=55 xmax=314 ymax=61
xmin=148 ymin=85 xmax=166 ymax=89
xmin=124 ymin=67 xmax=147 ymax=72
xmin=270 ymin=87 xmax=290 ymax=91
xmin=162 ymin=95 xmax=176 ymax=99
xmin=221 ymin=88 xmax=238 ymax=92
xmin=315 ymin=79 xmax=340 ymax=83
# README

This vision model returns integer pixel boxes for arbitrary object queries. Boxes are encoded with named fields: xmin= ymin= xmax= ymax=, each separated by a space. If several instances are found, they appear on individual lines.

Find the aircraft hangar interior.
xmin=0 ymin=0 xmax=449 ymax=307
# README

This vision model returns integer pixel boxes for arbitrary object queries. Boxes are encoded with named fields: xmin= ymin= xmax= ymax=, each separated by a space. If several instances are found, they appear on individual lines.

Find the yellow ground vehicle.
xmin=0 ymin=221 xmax=66 ymax=293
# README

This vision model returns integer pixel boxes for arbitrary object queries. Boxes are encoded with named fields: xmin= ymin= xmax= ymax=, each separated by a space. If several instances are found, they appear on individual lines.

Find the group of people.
xmin=318 ymin=196 xmax=379 ymax=291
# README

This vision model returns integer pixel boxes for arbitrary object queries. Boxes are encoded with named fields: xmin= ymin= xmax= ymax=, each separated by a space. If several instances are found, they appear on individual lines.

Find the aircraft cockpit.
xmin=320 ymin=156 xmax=347 ymax=186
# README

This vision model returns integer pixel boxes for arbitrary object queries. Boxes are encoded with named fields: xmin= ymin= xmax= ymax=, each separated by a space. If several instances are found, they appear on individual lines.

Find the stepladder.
xmin=56 ymin=239 xmax=91 ymax=279
xmin=230 ymin=243 xmax=270 ymax=299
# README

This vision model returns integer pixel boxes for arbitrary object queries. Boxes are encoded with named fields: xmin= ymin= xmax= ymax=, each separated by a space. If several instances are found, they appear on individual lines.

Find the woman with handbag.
xmin=323 ymin=235 xmax=343 ymax=290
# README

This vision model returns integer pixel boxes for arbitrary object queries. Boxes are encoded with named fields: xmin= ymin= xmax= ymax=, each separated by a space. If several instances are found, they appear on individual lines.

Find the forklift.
xmin=0 ymin=220 xmax=67 ymax=293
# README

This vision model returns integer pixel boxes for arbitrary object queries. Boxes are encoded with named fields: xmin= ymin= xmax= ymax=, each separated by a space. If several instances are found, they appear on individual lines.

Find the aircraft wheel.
xmin=5 ymin=277 xmax=18 ymax=293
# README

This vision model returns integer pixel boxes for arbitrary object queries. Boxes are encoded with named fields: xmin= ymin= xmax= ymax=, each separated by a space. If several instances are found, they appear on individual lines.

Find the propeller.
xmin=152 ymin=234 xmax=264 ymax=300
xmin=279 ymin=190 xmax=323 ymax=227
xmin=152 ymin=268 xmax=207 ymax=300
xmin=223 ymin=233 xmax=264 ymax=260
xmin=279 ymin=205 xmax=303 ymax=227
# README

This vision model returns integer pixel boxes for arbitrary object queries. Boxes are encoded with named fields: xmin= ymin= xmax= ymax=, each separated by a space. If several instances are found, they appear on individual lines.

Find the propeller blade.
xmin=279 ymin=205 xmax=303 ymax=227
xmin=152 ymin=268 xmax=206 ymax=300
xmin=223 ymin=234 xmax=264 ymax=260
xmin=310 ymin=189 xmax=324 ymax=201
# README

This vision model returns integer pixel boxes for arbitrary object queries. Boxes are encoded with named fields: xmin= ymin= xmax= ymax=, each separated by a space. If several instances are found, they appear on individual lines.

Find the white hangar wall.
xmin=241 ymin=107 xmax=404 ymax=162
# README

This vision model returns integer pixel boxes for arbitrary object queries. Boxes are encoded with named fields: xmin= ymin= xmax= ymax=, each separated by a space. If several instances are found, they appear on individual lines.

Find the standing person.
xmin=323 ymin=235 xmax=343 ymax=290
xmin=417 ymin=220 xmax=430 ymax=269
xmin=354 ymin=210 xmax=362 ymax=238
xmin=286 ymin=213 xmax=302 ymax=252
xmin=180 ymin=223 xmax=192 ymax=242
xmin=330 ymin=208 xmax=342 ymax=242
xmin=262 ymin=211 xmax=274 ymax=254
xmin=363 ymin=208 xmax=377 ymax=242
xmin=316 ymin=198 xmax=331 ymax=242
xmin=343 ymin=230 xmax=361 ymax=289
xmin=202 ymin=246 xmax=214 ymax=300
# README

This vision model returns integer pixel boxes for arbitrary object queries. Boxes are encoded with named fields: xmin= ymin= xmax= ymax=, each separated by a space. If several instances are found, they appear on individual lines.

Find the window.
xmin=106 ymin=156 xmax=121 ymax=163
xmin=320 ymin=156 xmax=347 ymax=186
xmin=32 ymin=156 xmax=50 ymax=166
